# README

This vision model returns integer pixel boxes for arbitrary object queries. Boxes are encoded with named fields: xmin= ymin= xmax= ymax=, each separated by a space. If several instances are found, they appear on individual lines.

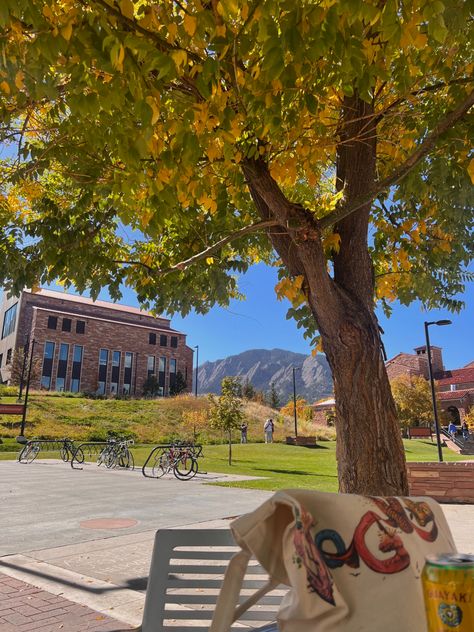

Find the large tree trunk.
xmin=243 ymin=93 xmax=409 ymax=495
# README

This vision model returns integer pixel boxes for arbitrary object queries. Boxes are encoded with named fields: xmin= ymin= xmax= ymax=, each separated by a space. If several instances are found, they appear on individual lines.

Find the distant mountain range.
xmin=197 ymin=348 xmax=333 ymax=404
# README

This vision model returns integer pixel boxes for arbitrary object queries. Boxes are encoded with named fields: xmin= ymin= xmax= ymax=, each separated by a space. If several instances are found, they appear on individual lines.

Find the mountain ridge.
xmin=197 ymin=348 xmax=333 ymax=404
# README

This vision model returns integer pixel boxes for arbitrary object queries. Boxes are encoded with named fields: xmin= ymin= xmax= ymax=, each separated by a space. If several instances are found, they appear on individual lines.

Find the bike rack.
xmin=142 ymin=443 xmax=203 ymax=479
xmin=17 ymin=438 xmax=74 ymax=463
xmin=70 ymin=441 xmax=109 ymax=470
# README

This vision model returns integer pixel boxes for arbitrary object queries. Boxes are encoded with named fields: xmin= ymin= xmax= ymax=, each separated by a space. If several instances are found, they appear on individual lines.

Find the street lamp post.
xmin=194 ymin=345 xmax=199 ymax=397
xmin=292 ymin=367 xmax=301 ymax=437
xmin=424 ymin=319 xmax=452 ymax=463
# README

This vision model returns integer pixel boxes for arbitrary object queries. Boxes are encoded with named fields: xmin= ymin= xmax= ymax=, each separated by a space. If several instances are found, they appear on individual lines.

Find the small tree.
xmin=242 ymin=378 xmax=256 ymax=401
xmin=142 ymin=375 xmax=161 ymax=398
xmin=9 ymin=347 xmax=41 ymax=388
xmin=267 ymin=382 xmax=280 ymax=410
xmin=170 ymin=370 xmax=187 ymax=396
xmin=391 ymin=375 xmax=436 ymax=430
xmin=208 ymin=376 xmax=244 ymax=466
xmin=181 ymin=409 xmax=208 ymax=442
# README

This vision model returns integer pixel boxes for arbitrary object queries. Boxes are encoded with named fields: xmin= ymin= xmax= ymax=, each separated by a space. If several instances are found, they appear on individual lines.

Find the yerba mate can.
xmin=422 ymin=553 xmax=474 ymax=631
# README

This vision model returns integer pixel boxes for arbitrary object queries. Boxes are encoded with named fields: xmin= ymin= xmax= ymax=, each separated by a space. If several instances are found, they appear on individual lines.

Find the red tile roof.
xmin=27 ymin=289 xmax=169 ymax=321
xmin=437 ymin=368 xmax=474 ymax=385
xmin=438 ymin=389 xmax=473 ymax=401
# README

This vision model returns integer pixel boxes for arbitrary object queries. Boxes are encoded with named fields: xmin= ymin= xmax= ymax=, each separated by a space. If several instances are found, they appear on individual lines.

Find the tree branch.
xmin=114 ymin=219 xmax=280 ymax=275
xmin=320 ymin=89 xmax=474 ymax=230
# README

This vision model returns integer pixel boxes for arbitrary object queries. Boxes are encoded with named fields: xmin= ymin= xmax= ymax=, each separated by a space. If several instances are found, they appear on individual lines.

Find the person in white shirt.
xmin=264 ymin=418 xmax=274 ymax=443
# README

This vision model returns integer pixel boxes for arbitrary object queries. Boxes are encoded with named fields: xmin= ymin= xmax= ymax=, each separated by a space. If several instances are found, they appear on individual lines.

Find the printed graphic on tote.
xmin=293 ymin=497 xmax=439 ymax=605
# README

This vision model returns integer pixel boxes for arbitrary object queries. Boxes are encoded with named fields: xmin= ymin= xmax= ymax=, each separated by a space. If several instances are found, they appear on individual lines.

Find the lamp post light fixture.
xmin=424 ymin=319 xmax=452 ymax=462
xmin=194 ymin=345 xmax=199 ymax=398
xmin=292 ymin=366 xmax=301 ymax=438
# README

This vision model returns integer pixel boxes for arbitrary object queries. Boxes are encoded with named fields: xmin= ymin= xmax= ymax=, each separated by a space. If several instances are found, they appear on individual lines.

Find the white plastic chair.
xmin=140 ymin=529 xmax=283 ymax=631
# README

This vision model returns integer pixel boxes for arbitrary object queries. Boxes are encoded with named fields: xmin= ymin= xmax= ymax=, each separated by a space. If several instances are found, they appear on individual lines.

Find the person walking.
xmin=264 ymin=418 xmax=274 ymax=444
xmin=461 ymin=421 xmax=470 ymax=440
xmin=448 ymin=421 xmax=457 ymax=440
xmin=240 ymin=422 xmax=248 ymax=444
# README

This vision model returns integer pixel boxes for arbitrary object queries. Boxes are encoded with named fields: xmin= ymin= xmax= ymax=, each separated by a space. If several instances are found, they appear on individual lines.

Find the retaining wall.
xmin=407 ymin=461 xmax=474 ymax=503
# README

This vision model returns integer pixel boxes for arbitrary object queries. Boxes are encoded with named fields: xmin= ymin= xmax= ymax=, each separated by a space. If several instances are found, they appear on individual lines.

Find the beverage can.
xmin=422 ymin=553 xmax=474 ymax=631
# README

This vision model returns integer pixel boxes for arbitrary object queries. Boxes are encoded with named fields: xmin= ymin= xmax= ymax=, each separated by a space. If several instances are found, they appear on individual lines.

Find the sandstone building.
xmin=0 ymin=289 xmax=194 ymax=397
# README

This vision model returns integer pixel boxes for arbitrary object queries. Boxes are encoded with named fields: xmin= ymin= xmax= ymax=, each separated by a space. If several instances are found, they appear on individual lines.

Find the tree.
xmin=267 ymin=382 xmax=280 ymax=410
xmin=208 ymin=376 xmax=244 ymax=465
xmin=242 ymin=378 xmax=256 ymax=400
xmin=142 ymin=374 xmax=160 ymax=397
xmin=170 ymin=370 xmax=187 ymax=396
xmin=390 ymin=375 xmax=436 ymax=430
xmin=0 ymin=1 xmax=472 ymax=494
xmin=9 ymin=346 xmax=41 ymax=388
xmin=280 ymin=397 xmax=310 ymax=420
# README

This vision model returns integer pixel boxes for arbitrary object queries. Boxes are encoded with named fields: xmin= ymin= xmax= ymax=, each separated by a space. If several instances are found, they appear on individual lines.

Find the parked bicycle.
xmin=151 ymin=442 xmax=201 ymax=480
xmin=60 ymin=438 xmax=84 ymax=463
xmin=97 ymin=438 xmax=134 ymax=470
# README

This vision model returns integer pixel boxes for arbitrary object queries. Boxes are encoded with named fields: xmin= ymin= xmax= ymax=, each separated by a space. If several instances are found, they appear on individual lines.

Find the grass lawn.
xmin=2 ymin=439 xmax=471 ymax=492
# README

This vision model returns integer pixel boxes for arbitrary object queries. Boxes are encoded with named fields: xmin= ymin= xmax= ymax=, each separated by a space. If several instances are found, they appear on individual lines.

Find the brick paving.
xmin=0 ymin=573 xmax=133 ymax=632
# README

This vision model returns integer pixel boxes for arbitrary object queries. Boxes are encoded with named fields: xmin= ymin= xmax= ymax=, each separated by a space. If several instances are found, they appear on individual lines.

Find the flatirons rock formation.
xmin=197 ymin=348 xmax=333 ymax=404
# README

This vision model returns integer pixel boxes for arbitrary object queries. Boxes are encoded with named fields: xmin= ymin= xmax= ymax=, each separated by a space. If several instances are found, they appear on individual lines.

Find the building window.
xmin=169 ymin=358 xmax=177 ymax=391
xmin=6 ymin=348 xmax=12 ymax=365
xmin=76 ymin=320 xmax=85 ymax=334
xmin=41 ymin=341 xmax=55 ymax=389
xmin=47 ymin=315 xmax=57 ymax=330
xmin=1 ymin=303 xmax=18 ymax=339
xmin=70 ymin=345 xmax=83 ymax=393
xmin=171 ymin=336 xmax=178 ymax=349
xmin=0 ymin=353 xmax=3 ymax=368
xmin=62 ymin=318 xmax=72 ymax=332
xmin=98 ymin=349 xmax=108 ymax=394
xmin=149 ymin=332 xmax=156 ymax=345
xmin=123 ymin=352 xmax=133 ymax=394
xmin=158 ymin=356 xmax=166 ymax=396
xmin=55 ymin=343 xmax=69 ymax=391
xmin=111 ymin=351 xmax=120 ymax=394
xmin=147 ymin=355 xmax=155 ymax=377
xmin=160 ymin=335 xmax=167 ymax=347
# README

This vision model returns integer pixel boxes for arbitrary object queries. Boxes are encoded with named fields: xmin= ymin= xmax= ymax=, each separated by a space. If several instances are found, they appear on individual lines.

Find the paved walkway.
xmin=0 ymin=573 xmax=132 ymax=631
xmin=1 ymin=460 xmax=473 ymax=631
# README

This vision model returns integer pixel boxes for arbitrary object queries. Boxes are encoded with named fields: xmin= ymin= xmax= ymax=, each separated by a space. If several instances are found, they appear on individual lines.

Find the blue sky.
xmin=13 ymin=262 xmax=467 ymax=370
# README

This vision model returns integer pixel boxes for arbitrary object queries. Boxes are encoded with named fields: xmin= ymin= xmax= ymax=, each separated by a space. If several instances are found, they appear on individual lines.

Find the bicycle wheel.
xmin=60 ymin=447 xmax=69 ymax=462
xmin=20 ymin=444 xmax=39 ymax=464
xmin=152 ymin=453 xmax=170 ymax=478
xmin=174 ymin=456 xmax=198 ymax=480
xmin=105 ymin=450 xmax=117 ymax=468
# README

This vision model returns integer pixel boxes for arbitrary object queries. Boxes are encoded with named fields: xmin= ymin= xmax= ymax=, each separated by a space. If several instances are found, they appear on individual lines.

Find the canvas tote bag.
xmin=210 ymin=489 xmax=456 ymax=632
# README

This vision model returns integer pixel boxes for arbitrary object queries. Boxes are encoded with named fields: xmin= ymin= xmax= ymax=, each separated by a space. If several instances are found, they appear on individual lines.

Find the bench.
xmin=0 ymin=403 xmax=25 ymax=415
xmin=407 ymin=427 xmax=433 ymax=441
xmin=140 ymin=528 xmax=283 ymax=631
xmin=286 ymin=435 xmax=317 ymax=446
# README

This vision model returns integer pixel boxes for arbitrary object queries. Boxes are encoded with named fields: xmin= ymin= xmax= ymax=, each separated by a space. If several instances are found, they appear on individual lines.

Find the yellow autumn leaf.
xmin=468 ymin=158 xmax=474 ymax=184
xmin=119 ymin=0 xmax=134 ymax=20
xmin=15 ymin=71 xmax=25 ymax=90
xmin=42 ymin=5 xmax=53 ymax=20
xmin=206 ymin=257 xmax=214 ymax=265
xmin=146 ymin=96 xmax=160 ymax=124
xmin=183 ymin=14 xmax=197 ymax=37
xmin=171 ymin=50 xmax=187 ymax=70
xmin=61 ymin=21 xmax=73 ymax=41
xmin=167 ymin=23 xmax=177 ymax=42
xmin=112 ymin=44 xmax=125 ymax=71
xmin=0 ymin=81 xmax=10 ymax=94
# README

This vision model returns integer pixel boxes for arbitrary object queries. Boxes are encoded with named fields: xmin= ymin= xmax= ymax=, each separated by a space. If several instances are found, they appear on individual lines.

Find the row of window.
xmin=148 ymin=332 xmax=178 ymax=348
xmin=41 ymin=341 xmax=84 ymax=392
xmin=47 ymin=315 xmax=86 ymax=334
xmin=1 ymin=303 xmax=18 ymax=340
xmin=97 ymin=348 xmax=134 ymax=395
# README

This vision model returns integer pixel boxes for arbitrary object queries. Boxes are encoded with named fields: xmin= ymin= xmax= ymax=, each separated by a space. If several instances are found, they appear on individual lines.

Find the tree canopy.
xmin=1 ymin=0 xmax=473 ymax=494
xmin=0 ymin=0 xmax=472 ymax=332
